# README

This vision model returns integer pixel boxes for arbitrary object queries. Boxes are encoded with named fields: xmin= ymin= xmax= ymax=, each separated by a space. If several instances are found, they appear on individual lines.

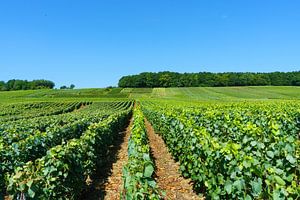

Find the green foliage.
xmin=70 ymin=84 xmax=75 ymax=89
xmin=118 ymin=71 xmax=300 ymax=87
xmin=1 ymin=79 xmax=55 ymax=91
xmin=122 ymin=106 xmax=163 ymax=199
xmin=60 ymin=85 xmax=68 ymax=89
xmin=0 ymin=102 xmax=88 ymax=122
xmin=2 ymin=86 xmax=300 ymax=103
xmin=60 ymin=84 xmax=75 ymax=89
xmin=6 ymin=109 xmax=131 ymax=199
xmin=0 ymin=101 xmax=133 ymax=198
xmin=142 ymin=101 xmax=300 ymax=199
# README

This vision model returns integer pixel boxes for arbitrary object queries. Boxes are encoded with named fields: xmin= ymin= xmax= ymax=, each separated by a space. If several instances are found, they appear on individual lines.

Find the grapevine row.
xmin=122 ymin=105 xmax=162 ymax=199
xmin=0 ymin=101 xmax=133 ymax=198
xmin=142 ymin=101 xmax=300 ymax=199
xmin=6 ymin=108 xmax=132 ymax=199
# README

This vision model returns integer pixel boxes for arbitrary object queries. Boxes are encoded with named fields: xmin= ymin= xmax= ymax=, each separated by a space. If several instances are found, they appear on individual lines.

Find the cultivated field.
xmin=0 ymin=87 xmax=299 ymax=199
xmin=1 ymin=86 xmax=300 ymax=103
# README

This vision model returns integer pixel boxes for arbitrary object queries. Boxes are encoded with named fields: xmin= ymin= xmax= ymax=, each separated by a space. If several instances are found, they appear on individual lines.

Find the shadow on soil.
xmin=79 ymin=128 xmax=128 ymax=200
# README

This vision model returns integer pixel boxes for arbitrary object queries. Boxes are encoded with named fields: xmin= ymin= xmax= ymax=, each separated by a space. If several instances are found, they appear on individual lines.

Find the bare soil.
xmin=80 ymin=118 xmax=133 ymax=200
xmin=6 ymin=116 xmax=203 ymax=200
xmin=73 ymin=104 xmax=87 ymax=112
xmin=145 ymin=119 xmax=202 ymax=200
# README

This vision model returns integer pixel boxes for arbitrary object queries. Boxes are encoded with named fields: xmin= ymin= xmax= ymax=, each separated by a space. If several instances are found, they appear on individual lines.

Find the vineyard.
xmin=0 ymin=101 xmax=133 ymax=199
xmin=0 ymin=97 xmax=299 ymax=199
xmin=142 ymin=101 xmax=300 ymax=199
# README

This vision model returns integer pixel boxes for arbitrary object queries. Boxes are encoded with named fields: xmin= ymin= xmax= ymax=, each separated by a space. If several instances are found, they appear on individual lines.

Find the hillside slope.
xmin=1 ymin=86 xmax=300 ymax=103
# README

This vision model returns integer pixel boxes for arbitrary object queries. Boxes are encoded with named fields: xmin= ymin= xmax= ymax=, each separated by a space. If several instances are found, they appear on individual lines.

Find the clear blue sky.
xmin=1 ymin=0 xmax=300 ymax=88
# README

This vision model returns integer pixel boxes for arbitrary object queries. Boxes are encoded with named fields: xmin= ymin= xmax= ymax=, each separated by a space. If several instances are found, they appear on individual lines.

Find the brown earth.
xmin=6 ymin=116 xmax=203 ymax=200
xmin=80 ymin=118 xmax=133 ymax=200
xmin=145 ymin=119 xmax=203 ymax=200
xmin=73 ymin=103 xmax=87 ymax=112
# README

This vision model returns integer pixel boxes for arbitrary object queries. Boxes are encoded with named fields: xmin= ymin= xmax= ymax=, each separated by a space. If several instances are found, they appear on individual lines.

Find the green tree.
xmin=118 ymin=71 xmax=300 ymax=88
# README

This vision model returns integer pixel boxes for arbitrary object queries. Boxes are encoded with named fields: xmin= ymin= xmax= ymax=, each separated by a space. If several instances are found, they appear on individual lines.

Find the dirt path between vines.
xmin=145 ymin=119 xmax=202 ymax=200
xmin=80 ymin=117 xmax=132 ymax=200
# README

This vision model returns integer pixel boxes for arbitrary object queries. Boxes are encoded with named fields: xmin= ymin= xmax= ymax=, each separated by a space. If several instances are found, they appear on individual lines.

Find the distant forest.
xmin=0 ymin=79 xmax=55 ymax=91
xmin=118 ymin=71 xmax=300 ymax=88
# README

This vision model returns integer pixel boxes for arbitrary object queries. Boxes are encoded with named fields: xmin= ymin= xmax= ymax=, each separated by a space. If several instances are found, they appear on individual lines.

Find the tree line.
xmin=60 ymin=84 xmax=75 ymax=89
xmin=0 ymin=79 xmax=55 ymax=91
xmin=118 ymin=71 xmax=300 ymax=88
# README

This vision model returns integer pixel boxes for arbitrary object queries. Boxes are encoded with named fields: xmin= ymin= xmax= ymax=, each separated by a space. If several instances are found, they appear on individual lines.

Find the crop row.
xmin=0 ymin=102 xmax=89 ymax=122
xmin=0 ymin=101 xmax=133 ymax=198
xmin=142 ymin=101 xmax=300 ymax=199
xmin=0 ymin=101 xmax=132 ymax=145
xmin=122 ymin=106 xmax=162 ymax=199
xmin=5 ymin=108 xmax=132 ymax=199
